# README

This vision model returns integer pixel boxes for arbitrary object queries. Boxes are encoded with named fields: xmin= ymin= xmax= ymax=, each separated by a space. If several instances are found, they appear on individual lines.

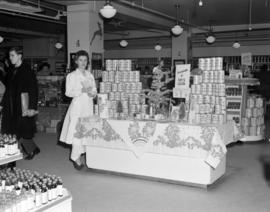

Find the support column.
xmin=67 ymin=1 xmax=104 ymax=69
xmin=171 ymin=31 xmax=189 ymax=64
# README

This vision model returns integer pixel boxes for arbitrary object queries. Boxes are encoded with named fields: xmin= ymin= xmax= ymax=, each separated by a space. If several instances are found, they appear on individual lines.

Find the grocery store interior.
xmin=1 ymin=0 xmax=270 ymax=212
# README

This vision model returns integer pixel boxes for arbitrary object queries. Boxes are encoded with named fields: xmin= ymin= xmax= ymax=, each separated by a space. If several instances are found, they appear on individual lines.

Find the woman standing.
xmin=60 ymin=50 xmax=97 ymax=170
xmin=0 ymin=47 xmax=39 ymax=160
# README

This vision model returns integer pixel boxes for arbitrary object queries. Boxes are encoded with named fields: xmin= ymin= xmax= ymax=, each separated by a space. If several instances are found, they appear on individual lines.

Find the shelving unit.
xmin=191 ymin=55 xmax=270 ymax=72
xmin=225 ymin=77 xmax=262 ymax=142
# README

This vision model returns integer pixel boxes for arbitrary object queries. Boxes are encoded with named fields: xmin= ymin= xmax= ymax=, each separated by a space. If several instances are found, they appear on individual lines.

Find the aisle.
xmin=17 ymin=131 xmax=270 ymax=212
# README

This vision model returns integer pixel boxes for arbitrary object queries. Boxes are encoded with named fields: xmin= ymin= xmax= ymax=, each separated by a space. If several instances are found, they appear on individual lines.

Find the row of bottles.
xmin=0 ymin=134 xmax=20 ymax=158
xmin=0 ymin=168 xmax=64 ymax=212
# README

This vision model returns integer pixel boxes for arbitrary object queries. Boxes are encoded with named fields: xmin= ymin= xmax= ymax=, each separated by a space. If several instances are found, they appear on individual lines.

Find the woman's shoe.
xmin=73 ymin=161 xmax=84 ymax=170
xmin=24 ymin=152 xmax=35 ymax=160
xmin=33 ymin=147 xmax=40 ymax=155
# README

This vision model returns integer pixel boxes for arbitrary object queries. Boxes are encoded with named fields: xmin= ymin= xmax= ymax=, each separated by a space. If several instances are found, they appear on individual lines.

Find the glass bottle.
xmin=35 ymin=187 xmax=42 ymax=208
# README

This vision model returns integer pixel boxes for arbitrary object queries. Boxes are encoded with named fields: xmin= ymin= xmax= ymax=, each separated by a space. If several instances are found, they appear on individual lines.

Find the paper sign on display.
xmin=175 ymin=64 xmax=191 ymax=89
xmin=241 ymin=52 xmax=252 ymax=66
xmin=173 ymin=88 xmax=190 ymax=99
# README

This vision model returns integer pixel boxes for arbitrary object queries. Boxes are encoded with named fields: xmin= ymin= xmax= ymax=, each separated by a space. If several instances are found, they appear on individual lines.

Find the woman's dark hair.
xmin=9 ymin=47 xmax=23 ymax=57
xmin=75 ymin=50 xmax=90 ymax=69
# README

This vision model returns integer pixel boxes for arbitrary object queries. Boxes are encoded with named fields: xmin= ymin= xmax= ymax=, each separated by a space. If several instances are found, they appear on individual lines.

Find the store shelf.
xmin=31 ymin=188 xmax=72 ymax=212
xmin=226 ymin=96 xmax=242 ymax=99
xmin=225 ymin=77 xmax=260 ymax=86
xmin=227 ymin=109 xmax=241 ymax=112
xmin=240 ymin=135 xmax=264 ymax=142
xmin=0 ymin=153 xmax=23 ymax=165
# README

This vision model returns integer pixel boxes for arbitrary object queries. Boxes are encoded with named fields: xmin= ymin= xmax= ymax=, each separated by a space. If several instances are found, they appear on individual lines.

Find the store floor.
xmin=17 ymin=125 xmax=270 ymax=212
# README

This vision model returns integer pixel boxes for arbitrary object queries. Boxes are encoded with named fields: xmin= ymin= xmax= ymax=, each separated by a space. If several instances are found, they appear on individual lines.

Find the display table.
xmin=0 ymin=153 xmax=23 ymax=165
xmin=74 ymin=117 xmax=239 ymax=187
xmin=31 ymin=189 xmax=72 ymax=212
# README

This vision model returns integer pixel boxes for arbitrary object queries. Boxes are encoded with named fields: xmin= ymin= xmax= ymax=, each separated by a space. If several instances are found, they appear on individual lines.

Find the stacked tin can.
xmin=189 ymin=57 xmax=226 ymax=124
xmin=105 ymin=59 xmax=132 ymax=72
xmin=242 ymin=96 xmax=265 ymax=137
xmin=98 ymin=60 xmax=146 ymax=119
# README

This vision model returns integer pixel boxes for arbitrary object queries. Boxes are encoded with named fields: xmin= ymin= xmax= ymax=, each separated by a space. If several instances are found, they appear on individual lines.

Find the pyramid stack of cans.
xmin=242 ymin=96 xmax=265 ymax=136
xmin=189 ymin=57 xmax=226 ymax=124
xmin=98 ymin=60 xmax=146 ymax=119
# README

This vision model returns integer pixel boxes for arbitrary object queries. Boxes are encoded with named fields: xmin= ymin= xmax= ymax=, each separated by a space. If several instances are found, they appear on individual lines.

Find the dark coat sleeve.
xmin=19 ymin=65 xmax=38 ymax=110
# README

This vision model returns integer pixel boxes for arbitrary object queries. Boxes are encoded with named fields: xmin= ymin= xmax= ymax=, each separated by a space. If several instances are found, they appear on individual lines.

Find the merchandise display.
xmin=0 ymin=135 xmax=20 ymax=158
xmin=189 ymin=57 xmax=226 ymax=124
xmin=242 ymin=96 xmax=265 ymax=137
xmin=225 ymin=77 xmax=263 ymax=141
xmin=98 ymin=59 xmax=145 ymax=119
xmin=0 ymin=168 xmax=64 ymax=211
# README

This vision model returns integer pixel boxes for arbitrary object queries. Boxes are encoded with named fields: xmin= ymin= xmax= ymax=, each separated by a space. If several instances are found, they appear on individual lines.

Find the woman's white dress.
xmin=60 ymin=69 xmax=96 ymax=161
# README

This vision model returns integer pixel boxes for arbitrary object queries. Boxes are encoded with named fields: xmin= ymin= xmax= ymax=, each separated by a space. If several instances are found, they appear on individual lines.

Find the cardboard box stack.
xmin=189 ymin=57 xmax=226 ymax=124
xmin=242 ymin=96 xmax=265 ymax=137
xmin=97 ymin=60 xmax=146 ymax=119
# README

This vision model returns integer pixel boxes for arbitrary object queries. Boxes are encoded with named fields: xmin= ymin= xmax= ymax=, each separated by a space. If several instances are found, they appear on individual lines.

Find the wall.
xmin=23 ymin=38 xmax=65 ymax=72
xmin=192 ymin=45 xmax=270 ymax=57
xmin=104 ymin=48 xmax=171 ymax=59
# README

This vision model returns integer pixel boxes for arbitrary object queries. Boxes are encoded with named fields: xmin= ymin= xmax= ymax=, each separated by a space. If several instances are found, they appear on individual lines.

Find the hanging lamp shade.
xmin=55 ymin=42 xmax=63 ymax=49
xmin=119 ymin=39 xmax=128 ymax=47
xmin=154 ymin=44 xmax=162 ymax=51
xmin=171 ymin=25 xmax=183 ymax=36
xmin=232 ymin=41 xmax=241 ymax=49
xmin=206 ymin=35 xmax=215 ymax=44
xmin=100 ymin=1 xmax=117 ymax=19
xmin=171 ymin=4 xmax=183 ymax=36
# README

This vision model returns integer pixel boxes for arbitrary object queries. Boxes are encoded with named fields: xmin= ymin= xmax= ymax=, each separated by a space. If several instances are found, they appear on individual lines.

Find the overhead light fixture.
xmin=199 ymin=0 xmax=203 ymax=6
xmin=154 ymin=43 xmax=162 ymax=51
xmin=171 ymin=4 xmax=183 ymax=36
xmin=233 ymin=41 xmax=241 ymax=49
xmin=100 ymin=0 xmax=117 ymax=19
xmin=0 ymin=0 xmax=42 ymax=13
xmin=55 ymin=42 xmax=63 ymax=49
xmin=119 ymin=39 xmax=128 ymax=47
xmin=0 ymin=36 xmax=3 ymax=43
xmin=206 ymin=35 xmax=215 ymax=44
xmin=206 ymin=24 xmax=215 ymax=44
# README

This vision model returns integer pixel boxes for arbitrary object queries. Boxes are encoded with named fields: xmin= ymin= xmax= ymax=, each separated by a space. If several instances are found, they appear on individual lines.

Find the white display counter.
xmin=74 ymin=117 xmax=239 ymax=187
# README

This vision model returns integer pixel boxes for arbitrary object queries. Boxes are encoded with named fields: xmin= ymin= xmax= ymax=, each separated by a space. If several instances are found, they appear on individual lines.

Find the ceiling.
xmin=45 ymin=0 xmax=270 ymax=28
xmin=0 ymin=0 xmax=270 ymax=46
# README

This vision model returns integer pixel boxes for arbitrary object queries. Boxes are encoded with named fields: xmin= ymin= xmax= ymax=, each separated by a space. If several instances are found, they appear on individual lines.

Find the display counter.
xmin=74 ymin=117 xmax=239 ymax=187
xmin=225 ymin=77 xmax=264 ymax=142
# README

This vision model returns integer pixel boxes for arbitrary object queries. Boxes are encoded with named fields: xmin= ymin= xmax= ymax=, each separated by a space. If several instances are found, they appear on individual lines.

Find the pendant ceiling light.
xmin=55 ymin=42 xmax=63 ymax=49
xmin=0 ymin=36 xmax=3 ymax=43
xmin=206 ymin=35 xmax=215 ymax=44
xmin=206 ymin=24 xmax=215 ymax=44
xmin=233 ymin=41 xmax=241 ymax=49
xmin=154 ymin=43 xmax=162 ymax=51
xmin=119 ymin=39 xmax=128 ymax=47
xmin=171 ymin=4 xmax=183 ymax=36
xmin=100 ymin=0 xmax=117 ymax=19
xmin=199 ymin=0 xmax=203 ymax=6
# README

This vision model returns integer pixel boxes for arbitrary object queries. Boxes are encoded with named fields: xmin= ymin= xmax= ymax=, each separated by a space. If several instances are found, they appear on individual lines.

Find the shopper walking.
xmin=60 ymin=50 xmax=97 ymax=170
xmin=0 ymin=47 xmax=40 ymax=160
